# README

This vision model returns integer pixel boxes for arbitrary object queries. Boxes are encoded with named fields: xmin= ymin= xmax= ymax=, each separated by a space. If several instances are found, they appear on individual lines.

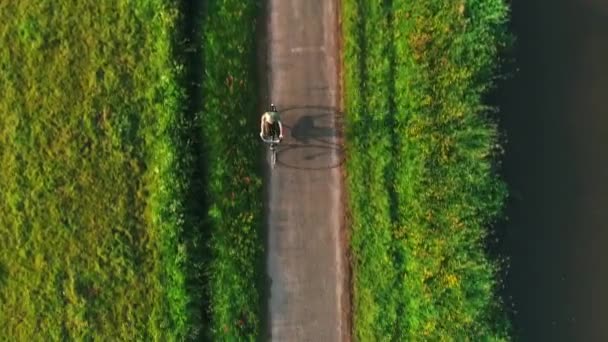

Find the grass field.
xmin=0 ymin=1 xmax=195 ymax=340
xmin=0 ymin=0 xmax=264 ymax=340
xmin=343 ymin=0 xmax=511 ymax=339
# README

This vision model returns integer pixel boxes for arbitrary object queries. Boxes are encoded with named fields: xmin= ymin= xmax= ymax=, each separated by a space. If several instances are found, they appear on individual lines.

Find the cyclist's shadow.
xmin=290 ymin=115 xmax=336 ymax=144
xmin=277 ymin=107 xmax=344 ymax=170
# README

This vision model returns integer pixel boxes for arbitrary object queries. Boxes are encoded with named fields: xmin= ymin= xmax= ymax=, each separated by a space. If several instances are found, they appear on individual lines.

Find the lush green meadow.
xmin=343 ymin=0 xmax=511 ymax=339
xmin=0 ymin=1 xmax=191 ymax=340
xmin=0 ymin=0 xmax=263 ymax=340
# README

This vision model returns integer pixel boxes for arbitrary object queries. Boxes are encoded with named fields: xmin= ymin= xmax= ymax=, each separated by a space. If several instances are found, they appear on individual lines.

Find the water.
xmin=496 ymin=0 xmax=608 ymax=340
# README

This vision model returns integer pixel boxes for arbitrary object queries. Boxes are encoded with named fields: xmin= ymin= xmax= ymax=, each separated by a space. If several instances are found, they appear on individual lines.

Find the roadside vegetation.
xmin=199 ymin=0 xmax=264 ymax=340
xmin=0 ymin=0 xmax=263 ymax=340
xmin=343 ymin=0 xmax=511 ymax=339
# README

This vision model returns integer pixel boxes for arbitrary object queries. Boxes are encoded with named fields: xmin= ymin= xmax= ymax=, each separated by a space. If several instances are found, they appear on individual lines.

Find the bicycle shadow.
xmin=274 ymin=106 xmax=345 ymax=170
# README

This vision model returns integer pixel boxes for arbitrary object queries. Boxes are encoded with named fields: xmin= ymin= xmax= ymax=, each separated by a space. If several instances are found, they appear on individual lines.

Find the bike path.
xmin=264 ymin=0 xmax=349 ymax=340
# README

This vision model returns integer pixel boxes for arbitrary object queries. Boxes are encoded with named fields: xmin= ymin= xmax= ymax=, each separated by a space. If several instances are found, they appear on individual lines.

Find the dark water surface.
xmin=497 ymin=0 xmax=608 ymax=340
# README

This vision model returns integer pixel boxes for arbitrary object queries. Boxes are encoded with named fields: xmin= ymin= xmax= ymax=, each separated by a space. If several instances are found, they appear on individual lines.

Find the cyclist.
xmin=260 ymin=104 xmax=283 ymax=141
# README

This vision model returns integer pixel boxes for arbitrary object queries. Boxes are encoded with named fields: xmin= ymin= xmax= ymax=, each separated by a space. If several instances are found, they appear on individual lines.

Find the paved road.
xmin=264 ymin=0 xmax=349 ymax=341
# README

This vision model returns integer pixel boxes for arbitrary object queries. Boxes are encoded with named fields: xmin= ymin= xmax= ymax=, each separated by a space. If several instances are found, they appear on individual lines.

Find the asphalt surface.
xmin=263 ymin=0 xmax=349 ymax=341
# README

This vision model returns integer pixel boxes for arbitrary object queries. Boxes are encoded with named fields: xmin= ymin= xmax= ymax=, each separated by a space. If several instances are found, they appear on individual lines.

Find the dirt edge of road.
xmin=256 ymin=0 xmax=271 ymax=339
xmin=335 ymin=0 xmax=353 ymax=341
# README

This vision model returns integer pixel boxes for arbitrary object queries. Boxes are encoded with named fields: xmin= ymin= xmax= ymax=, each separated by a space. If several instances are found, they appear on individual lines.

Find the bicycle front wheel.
xmin=271 ymin=148 xmax=277 ymax=169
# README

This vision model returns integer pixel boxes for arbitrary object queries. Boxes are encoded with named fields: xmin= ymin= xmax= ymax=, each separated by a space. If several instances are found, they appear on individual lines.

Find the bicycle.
xmin=260 ymin=104 xmax=282 ymax=169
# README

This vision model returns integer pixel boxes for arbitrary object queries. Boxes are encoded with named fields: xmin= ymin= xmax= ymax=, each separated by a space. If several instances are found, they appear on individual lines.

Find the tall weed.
xmin=344 ymin=0 xmax=511 ymax=339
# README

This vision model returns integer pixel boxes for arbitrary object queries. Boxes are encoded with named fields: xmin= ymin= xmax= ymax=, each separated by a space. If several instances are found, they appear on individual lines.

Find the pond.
xmin=496 ymin=0 xmax=608 ymax=340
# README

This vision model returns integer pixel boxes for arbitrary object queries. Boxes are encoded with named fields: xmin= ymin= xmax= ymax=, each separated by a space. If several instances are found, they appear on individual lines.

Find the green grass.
xmin=0 ymin=0 xmax=266 ymax=340
xmin=0 ymin=0 xmax=265 ymax=339
xmin=200 ymin=0 xmax=264 ymax=340
xmin=0 ymin=2 xmax=194 ymax=340
xmin=343 ymin=0 xmax=511 ymax=339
